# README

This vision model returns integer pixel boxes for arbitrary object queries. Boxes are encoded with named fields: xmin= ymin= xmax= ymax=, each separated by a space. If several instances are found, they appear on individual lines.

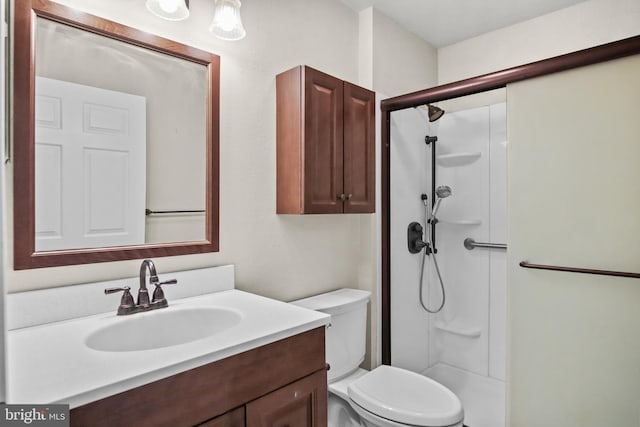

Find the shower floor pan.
xmin=423 ymin=363 xmax=505 ymax=427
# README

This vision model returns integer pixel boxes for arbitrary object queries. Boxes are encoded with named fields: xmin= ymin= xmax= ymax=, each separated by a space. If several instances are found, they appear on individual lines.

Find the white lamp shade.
xmin=146 ymin=0 xmax=190 ymax=21
xmin=209 ymin=0 xmax=246 ymax=41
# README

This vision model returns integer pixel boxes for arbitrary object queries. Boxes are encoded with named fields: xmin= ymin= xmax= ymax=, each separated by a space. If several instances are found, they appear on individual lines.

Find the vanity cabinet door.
xmin=245 ymin=370 xmax=327 ymax=427
xmin=198 ymin=407 xmax=245 ymax=427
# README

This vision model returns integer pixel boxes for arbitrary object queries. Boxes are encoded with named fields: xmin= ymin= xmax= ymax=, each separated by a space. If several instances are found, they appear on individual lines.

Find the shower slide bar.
xmin=519 ymin=261 xmax=640 ymax=279
xmin=464 ymin=238 xmax=507 ymax=251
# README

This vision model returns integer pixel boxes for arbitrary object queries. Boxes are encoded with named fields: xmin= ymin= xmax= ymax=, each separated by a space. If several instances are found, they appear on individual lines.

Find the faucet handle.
xmin=105 ymin=286 xmax=132 ymax=296
xmin=105 ymin=286 xmax=135 ymax=314
xmin=152 ymin=278 xmax=177 ymax=303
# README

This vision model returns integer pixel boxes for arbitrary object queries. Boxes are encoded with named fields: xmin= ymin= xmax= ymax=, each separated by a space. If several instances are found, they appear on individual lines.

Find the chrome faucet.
xmin=105 ymin=259 xmax=177 ymax=315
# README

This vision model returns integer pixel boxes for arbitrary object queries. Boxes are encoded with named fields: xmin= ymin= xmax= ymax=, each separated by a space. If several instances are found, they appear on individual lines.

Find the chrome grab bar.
xmin=464 ymin=238 xmax=507 ymax=251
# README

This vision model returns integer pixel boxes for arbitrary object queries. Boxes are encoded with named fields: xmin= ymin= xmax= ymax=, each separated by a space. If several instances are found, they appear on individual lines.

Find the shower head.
xmin=428 ymin=105 xmax=445 ymax=122
xmin=415 ymin=104 xmax=445 ymax=123
xmin=431 ymin=185 xmax=452 ymax=219
xmin=435 ymin=185 xmax=452 ymax=198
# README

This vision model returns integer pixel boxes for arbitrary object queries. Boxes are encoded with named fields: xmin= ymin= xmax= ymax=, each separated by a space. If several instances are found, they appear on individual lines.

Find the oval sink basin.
xmin=85 ymin=307 xmax=242 ymax=352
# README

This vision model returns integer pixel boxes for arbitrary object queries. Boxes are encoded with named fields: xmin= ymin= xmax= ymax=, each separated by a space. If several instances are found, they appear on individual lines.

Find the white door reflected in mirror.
xmin=35 ymin=77 xmax=147 ymax=251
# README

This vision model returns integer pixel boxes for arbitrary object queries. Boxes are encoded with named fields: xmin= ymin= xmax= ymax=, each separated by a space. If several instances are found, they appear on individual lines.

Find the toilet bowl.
xmin=347 ymin=365 xmax=463 ymax=427
xmin=292 ymin=289 xmax=464 ymax=427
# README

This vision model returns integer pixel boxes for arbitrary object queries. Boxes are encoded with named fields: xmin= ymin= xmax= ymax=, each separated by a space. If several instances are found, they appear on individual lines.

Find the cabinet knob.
xmin=346 ymin=194 xmax=353 ymax=200
xmin=337 ymin=194 xmax=346 ymax=201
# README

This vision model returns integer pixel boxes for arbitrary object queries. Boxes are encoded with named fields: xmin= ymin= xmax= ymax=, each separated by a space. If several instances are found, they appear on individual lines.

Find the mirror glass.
xmin=13 ymin=0 xmax=219 ymax=269
xmin=34 ymin=18 xmax=207 ymax=251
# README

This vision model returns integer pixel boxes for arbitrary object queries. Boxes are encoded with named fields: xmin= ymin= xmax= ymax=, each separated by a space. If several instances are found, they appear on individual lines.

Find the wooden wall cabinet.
xmin=70 ymin=328 xmax=327 ymax=427
xmin=276 ymin=66 xmax=375 ymax=214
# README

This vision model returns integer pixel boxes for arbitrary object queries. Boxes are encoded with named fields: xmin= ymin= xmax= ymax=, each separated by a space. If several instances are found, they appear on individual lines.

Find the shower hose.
xmin=419 ymin=198 xmax=446 ymax=313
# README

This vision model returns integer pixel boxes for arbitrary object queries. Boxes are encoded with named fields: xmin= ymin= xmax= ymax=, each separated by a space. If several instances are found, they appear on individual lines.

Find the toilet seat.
xmin=347 ymin=365 xmax=463 ymax=427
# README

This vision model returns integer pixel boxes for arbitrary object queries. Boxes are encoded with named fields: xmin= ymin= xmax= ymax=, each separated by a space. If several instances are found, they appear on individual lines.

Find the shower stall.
xmin=389 ymin=95 xmax=507 ymax=427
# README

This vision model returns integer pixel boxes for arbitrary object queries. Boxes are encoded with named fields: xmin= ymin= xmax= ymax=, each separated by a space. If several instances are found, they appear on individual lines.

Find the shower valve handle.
xmin=408 ymin=222 xmax=431 ymax=254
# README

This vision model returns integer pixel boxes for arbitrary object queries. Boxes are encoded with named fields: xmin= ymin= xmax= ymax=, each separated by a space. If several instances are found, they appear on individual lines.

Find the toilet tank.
xmin=291 ymin=288 xmax=370 ymax=382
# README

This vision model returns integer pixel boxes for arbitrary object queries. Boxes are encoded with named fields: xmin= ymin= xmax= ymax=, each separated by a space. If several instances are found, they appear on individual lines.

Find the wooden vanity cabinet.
xmin=70 ymin=327 xmax=327 ymax=427
xmin=276 ymin=66 xmax=375 ymax=214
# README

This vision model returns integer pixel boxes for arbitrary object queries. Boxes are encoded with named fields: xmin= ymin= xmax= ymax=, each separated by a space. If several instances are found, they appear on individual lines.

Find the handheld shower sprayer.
xmin=431 ymin=185 xmax=452 ymax=220
xmin=435 ymin=185 xmax=452 ymax=198
xmin=410 ymin=185 xmax=452 ymax=314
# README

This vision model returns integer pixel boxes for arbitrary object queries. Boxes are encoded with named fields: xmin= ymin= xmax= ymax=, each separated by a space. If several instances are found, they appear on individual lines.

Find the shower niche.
xmin=436 ymin=151 xmax=482 ymax=167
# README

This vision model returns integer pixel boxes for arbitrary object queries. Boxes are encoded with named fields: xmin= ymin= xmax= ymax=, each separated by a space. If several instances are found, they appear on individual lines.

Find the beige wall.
xmin=356 ymin=6 xmax=438 ymax=366
xmin=359 ymin=7 xmax=438 ymax=97
xmin=438 ymin=0 xmax=640 ymax=84
xmin=6 ymin=0 xmax=438 ymax=370
xmin=434 ymin=1 xmax=640 ymax=424
xmin=507 ymin=54 xmax=640 ymax=426
xmin=6 ymin=0 xmax=365 ymax=299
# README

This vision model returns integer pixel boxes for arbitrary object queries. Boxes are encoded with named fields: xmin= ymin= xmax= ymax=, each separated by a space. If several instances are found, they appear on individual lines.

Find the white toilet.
xmin=292 ymin=288 xmax=464 ymax=427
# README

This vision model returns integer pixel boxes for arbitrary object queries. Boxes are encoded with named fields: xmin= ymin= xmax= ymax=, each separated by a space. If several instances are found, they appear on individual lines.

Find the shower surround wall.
xmin=390 ymin=103 xmax=506 ymax=427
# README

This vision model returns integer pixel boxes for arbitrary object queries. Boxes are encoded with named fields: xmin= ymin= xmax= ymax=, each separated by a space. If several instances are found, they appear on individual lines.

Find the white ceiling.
xmin=340 ymin=0 xmax=588 ymax=47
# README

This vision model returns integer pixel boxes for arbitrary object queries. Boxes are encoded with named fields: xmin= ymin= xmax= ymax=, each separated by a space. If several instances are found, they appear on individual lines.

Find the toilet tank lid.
xmin=290 ymin=288 xmax=370 ymax=315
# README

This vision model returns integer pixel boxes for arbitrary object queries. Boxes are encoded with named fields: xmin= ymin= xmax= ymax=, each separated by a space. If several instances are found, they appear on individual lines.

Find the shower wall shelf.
xmin=438 ymin=219 xmax=482 ymax=226
xmin=434 ymin=322 xmax=482 ymax=338
xmin=436 ymin=151 xmax=482 ymax=167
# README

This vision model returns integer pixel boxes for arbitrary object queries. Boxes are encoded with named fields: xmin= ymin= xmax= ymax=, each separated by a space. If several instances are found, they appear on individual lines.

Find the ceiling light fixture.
xmin=209 ymin=0 xmax=246 ymax=41
xmin=146 ymin=0 xmax=190 ymax=21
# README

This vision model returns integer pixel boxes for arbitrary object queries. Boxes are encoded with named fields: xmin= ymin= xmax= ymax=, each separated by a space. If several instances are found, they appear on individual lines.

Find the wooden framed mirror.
xmin=13 ymin=0 xmax=220 ymax=269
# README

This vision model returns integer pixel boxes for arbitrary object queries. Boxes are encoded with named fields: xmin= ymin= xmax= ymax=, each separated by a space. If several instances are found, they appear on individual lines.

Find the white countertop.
xmin=7 ymin=289 xmax=329 ymax=408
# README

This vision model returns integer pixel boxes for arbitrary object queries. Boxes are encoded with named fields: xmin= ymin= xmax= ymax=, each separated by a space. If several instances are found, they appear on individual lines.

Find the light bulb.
xmin=145 ymin=0 xmax=190 ymax=21
xmin=158 ymin=0 xmax=179 ymax=14
xmin=217 ymin=7 xmax=236 ymax=32
xmin=209 ymin=0 xmax=246 ymax=41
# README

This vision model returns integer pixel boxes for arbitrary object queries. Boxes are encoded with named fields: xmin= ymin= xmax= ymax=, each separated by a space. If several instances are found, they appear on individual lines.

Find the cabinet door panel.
xmin=199 ymin=407 xmax=245 ymax=427
xmin=246 ymin=370 xmax=327 ymax=427
xmin=303 ymin=67 xmax=343 ymax=214
xmin=343 ymin=82 xmax=375 ymax=213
